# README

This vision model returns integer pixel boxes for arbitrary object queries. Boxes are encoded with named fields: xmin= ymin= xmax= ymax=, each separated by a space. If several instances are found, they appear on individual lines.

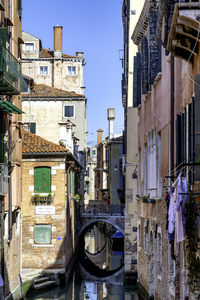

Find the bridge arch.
xmin=79 ymin=218 xmax=124 ymax=237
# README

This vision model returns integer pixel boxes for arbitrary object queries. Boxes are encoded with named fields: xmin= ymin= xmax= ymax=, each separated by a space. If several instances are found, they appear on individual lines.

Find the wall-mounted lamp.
xmin=132 ymin=167 xmax=137 ymax=179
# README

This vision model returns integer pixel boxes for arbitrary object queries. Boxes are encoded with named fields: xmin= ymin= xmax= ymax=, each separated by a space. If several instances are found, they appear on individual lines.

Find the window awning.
xmin=0 ymin=100 xmax=24 ymax=114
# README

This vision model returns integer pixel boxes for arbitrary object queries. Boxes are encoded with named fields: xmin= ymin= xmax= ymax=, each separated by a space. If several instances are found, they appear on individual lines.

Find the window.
xmin=34 ymin=167 xmax=51 ymax=193
xmin=17 ymin=0 xmax=22 ymax=18
xmin=64 ymin=105 xmax=74 ymax=118
xmin=67 ymin=66 xmax=76 ymax=76
xmin=0 ymin=113 xmax=7 ymax=164
xmin=144 ymin=144 xmax=147 ymax=196
xmin=25 ymin=43 xmax=34 ymax=52
xmin=157 ymin=133 xmax=161 ymax=198
xmin=157 ymin=232 xmax=162 ymax=275
xmin=34 ymin=224 xmax=51 ymax=244
xmin=39 ymin=66 xmax=48 ymax=76
xmin=29 ymin=122 xmax=36 ymax=134
xmin=92 ymin=150 xmax=96 ymax=156
xmin=138 ymin=149 xmax=141 ymax=196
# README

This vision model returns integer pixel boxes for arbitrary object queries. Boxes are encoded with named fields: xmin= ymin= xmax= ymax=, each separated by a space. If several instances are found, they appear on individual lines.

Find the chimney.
xmin=97 ymin=129 xmax=103 ymax=145
xmin=54 ymin=26 xmax=63 ymax=58
xmin=107 ymin=108 xmax=115 ymax=140
xmin=76 ymin=52 xmax=84 ymax=59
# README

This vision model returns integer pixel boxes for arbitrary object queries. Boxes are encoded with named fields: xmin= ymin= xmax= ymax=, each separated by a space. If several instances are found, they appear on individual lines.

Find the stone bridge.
xmin=79 ymin=202 xmax=125 ymax=234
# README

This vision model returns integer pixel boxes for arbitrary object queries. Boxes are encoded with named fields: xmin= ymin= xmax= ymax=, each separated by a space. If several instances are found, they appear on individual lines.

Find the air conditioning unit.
xmin=0 ymin=164 xmax=8 ymax=196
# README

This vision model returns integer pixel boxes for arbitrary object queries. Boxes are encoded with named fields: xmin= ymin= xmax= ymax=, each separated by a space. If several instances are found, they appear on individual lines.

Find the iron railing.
xmin=0 ymin=45 xmax=27 ymax=95
xmin=81 ymin=203 xmax=125 ymax=216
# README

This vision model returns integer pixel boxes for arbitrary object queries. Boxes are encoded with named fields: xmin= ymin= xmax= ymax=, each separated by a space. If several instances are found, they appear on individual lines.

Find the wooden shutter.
xmin=0 ymin=28 xmax=6 ymax=47
xmin=149 ymin=9 xmax=162 ymax=85
xmin=34 ymin=167 xmax=51 ymax=193
xmin=30 ymin=122 xmax=36 ymax=134
xmin=141 ymin=37 xmax=148 ymax=95
xmin=34 ymin=224 xmax=51 ymax=244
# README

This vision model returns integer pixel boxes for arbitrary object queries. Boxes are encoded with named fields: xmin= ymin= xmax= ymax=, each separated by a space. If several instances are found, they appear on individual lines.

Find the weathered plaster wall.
xmin=22 ymin=99 xmax=86 ymax=151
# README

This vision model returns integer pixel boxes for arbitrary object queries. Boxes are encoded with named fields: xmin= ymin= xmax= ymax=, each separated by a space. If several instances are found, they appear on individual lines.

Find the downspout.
xmin=8 ymin=113 xmax=12 ymax=243
xmin=170 ymin=55 xmax=174 ymax=176
xmin=8 ymin=0 xmax=12 ymax=243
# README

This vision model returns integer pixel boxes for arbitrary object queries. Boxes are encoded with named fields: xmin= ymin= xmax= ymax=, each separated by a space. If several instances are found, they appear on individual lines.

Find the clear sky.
xmin=22 ymin=0 xmax=124 ymax=146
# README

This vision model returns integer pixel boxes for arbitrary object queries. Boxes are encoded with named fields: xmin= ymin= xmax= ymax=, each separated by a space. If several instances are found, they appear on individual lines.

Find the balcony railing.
xmin=0 ymin=45 xmax=27 ymax=95
xmin=0 ymin=163 xmax=8 ymax=196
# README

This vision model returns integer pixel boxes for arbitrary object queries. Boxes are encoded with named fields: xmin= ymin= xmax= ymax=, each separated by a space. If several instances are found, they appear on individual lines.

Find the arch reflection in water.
xmin=25 ymin=265 xmax=139 ymax=299
xmin=82 ymin=222 xmax=124 ymax=274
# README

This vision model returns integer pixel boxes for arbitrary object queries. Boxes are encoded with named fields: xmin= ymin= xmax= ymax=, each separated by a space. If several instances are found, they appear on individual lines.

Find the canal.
xmin=25 ymin=264 xmax=139 ymax=299
xmin=25 ymin=222 xmax=139 ymax=299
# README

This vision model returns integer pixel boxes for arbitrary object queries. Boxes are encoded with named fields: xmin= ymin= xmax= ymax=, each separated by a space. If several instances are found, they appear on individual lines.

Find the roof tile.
xmin=22 ymin=129 xmax=69 ymax=154
xmin=40 ymin=48 xmax=78 ymax=59
xmin=22 ymin=84 xmax=85 ymax=98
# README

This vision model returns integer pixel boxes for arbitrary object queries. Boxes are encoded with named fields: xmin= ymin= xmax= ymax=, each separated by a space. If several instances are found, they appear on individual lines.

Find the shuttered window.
xmin=141 ymin=37 xmax=149 ymax=95
xmin=34 ymin=167 xmax=51 ymax=193
xmin=133 ymin=52 xmax=141 ymax=107
xmin=149 ymin=9 xmax=162 ymax=85
xmin=17 ymin=0 xmax=22 ymax=18
xmin=0 ymin=112 xmax=7 ymax=163
xmin=34 ymin=224 xmax=51 ymax=244
xmin=64 ymin=105 xmax=74 ymax=118
xmin=0 ymin=28 xmax=6 ymax=47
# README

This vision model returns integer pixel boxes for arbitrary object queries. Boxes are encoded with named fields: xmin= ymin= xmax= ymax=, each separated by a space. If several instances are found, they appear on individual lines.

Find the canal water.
xmin=26 ymin=223 xmax=139 ymax=299
xmin=25 ymin=264 xmax=139 ymax=299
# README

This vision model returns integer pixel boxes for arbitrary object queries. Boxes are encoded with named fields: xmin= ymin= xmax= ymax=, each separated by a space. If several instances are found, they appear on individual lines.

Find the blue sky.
xmin=23 ymin=0 xmax=124 ymax=146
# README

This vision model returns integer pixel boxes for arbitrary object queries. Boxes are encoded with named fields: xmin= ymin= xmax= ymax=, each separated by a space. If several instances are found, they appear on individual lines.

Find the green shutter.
xmin=0 ymin=28 xmax=6 ymax=47
xmin=30 ymin=122 xmax=36 ymax=134
xmin=34 ymin=224 xmax=51 ymax=244
xmin=17 ymin=0 xmax=22 ymax=18
xmin=34 ymin=167 xmax=51 ymax=193
xmin=42 ymin=167 xmax=51 ymax=193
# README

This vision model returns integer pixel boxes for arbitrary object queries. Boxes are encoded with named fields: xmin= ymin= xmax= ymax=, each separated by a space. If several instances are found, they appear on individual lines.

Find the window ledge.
xmin=32 ymin=244 xmax=54 ymax=247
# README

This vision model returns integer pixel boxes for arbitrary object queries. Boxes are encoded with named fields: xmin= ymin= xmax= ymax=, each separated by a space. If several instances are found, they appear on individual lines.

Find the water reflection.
xmin=84 ymin=223 xmax=124 ymax=272
xmin=26 ymin=265 xmax=139 ymax=299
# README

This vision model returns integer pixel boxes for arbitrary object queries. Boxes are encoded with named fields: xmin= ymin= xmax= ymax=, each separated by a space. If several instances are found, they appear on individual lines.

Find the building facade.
xmin=0 ymin=0 xmax=27 ymax=298
xmin=122 ymin=0 xmax=145 ymax=277
xmin=22 ymin=83 xmax=86 ymax=152
xmin=132 ymin=0 xmax=200 ymax=299
xmin=22 ymin=129 xmax=81 ymax=277
xmin=21 ymin=27 xmax=87 ymax=152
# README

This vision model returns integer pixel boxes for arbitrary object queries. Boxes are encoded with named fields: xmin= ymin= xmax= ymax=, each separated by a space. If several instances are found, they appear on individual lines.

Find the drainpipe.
xmin=8 ymin=113 xmax=12 ymax=243
xmin=170 ymin=55 xmax=174 ymax=176
xmin=8 ymin=0 xmax=12 ymax=244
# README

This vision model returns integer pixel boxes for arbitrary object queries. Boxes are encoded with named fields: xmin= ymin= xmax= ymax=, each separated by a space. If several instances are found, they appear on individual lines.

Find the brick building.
xmin=21 ymin=129 xmax=82 ymax=278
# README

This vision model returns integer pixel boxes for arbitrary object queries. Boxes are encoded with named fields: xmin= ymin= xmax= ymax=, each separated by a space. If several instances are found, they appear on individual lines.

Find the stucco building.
xmin=21 ymin=27 xmax=87 ymax=152
xmin=132 ymin=0 xmax=200 ymax=299
xmin=22 ymin=83 xmax=86 ymax=152
xmin=122 ymin=0 xmax=145 ymax=277
xmin=84 ymin=145 xmax=97 ymax=204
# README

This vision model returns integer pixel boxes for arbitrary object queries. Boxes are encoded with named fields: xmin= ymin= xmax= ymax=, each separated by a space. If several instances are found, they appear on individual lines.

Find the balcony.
xmin=0 ymin=163 xmax=8 ymax=196
xmin=167 ymin=2 xmax=200 ymax=62
xmin=0 ymin=45 xmax=27 ymax=95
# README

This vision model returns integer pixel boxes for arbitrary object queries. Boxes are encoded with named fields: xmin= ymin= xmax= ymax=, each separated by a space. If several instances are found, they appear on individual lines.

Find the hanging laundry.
xmin=176 ymin=174 xmax=184 ymax=243
xmin=168 ymin=191 xmax=175 ymax=243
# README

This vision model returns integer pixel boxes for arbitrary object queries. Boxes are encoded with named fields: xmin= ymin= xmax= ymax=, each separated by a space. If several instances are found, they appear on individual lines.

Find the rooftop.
xmin=22 ymin=129 xmax=69 ymax=155
xmin=40 ymin=48 xmax=78 ymax=59
xmin=22 ymin=84 xmax=85 ymax=98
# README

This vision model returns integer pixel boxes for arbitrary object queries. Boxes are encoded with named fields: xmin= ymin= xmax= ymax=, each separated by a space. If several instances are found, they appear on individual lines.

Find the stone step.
xmin=34 ymin=276 xmax=51 ymax=285
xmin=34 ymin=280 xmax=57 ymax=290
